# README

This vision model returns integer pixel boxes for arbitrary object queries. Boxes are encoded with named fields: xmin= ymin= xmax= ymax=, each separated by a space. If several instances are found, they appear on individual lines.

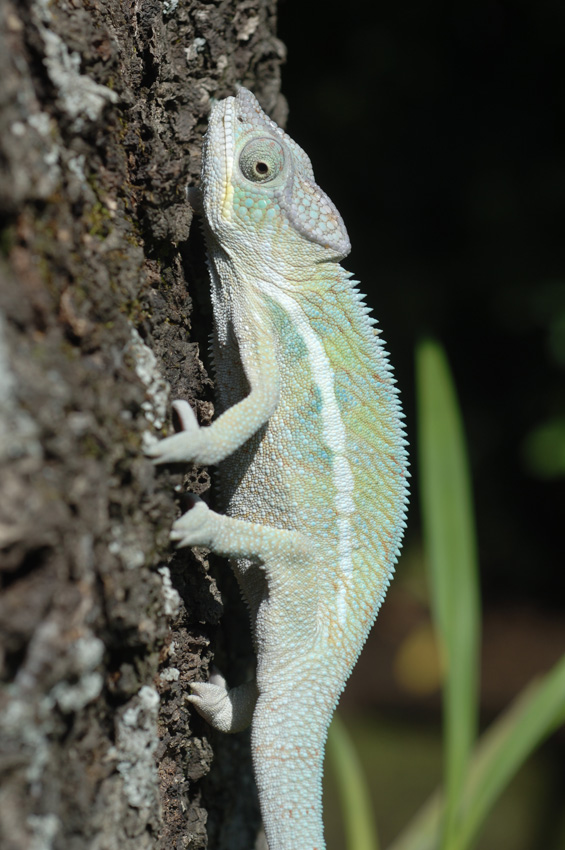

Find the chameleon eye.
xmin=239 ymin=138 xmax=285 ymax=183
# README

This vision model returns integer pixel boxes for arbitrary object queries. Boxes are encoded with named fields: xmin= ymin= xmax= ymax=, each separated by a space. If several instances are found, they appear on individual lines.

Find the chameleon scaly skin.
xmin=147 ymin=88 xmax=409 ymax=850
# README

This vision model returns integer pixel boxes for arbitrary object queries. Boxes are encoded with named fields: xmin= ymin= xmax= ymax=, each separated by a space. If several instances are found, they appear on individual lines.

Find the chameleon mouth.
xmin=205 ymin=94 xmax=237 ymax=223
xmin=220 ymin=99 xmax=236 ymax=218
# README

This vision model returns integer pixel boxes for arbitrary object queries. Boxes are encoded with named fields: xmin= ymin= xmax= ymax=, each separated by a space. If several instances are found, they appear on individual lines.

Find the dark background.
xmin=279 ymin=0 xmax=565 ymax=608
xmin=277 ymin=4 xmax=565 ymax=846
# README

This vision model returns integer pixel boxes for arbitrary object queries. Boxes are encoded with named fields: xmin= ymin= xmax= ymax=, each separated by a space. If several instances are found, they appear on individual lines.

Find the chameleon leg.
xmin=172 ymin=496 xmax=316 ymax=635
xmin=174 ymin=496 xmax=317 ymax=737
xmin=174 ymin=497 xmax=264 ymax=732
xmin=145 ymin=323 xmax=280 ymax=467
xmin=171 ymin=494 xmax=307 ymax=561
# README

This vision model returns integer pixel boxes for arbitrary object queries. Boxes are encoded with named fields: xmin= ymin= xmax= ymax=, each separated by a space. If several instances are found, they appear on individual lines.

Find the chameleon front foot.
xmin=145 ymin=399 xmax=202 ymax=465
xmin=187 ymin=670 xmax=257 ymax=733
xmin=170 ymin=495 xmax=214 ymax=548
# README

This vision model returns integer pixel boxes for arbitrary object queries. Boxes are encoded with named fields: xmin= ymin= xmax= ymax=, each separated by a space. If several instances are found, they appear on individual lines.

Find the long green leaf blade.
xmin=416 ymin=339 xmax=481 ymax=849
xmin=327 ymin=714 xmax=380 ymax=850
xmin=456 ymin=653 xmax=565 ymax=847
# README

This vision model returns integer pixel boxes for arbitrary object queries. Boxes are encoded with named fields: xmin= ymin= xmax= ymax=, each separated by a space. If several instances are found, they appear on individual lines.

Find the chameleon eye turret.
xmin=239 ymin=137 xmax=285 ymax=183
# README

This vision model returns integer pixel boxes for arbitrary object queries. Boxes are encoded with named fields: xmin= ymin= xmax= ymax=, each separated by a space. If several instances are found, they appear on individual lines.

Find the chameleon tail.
xmin=251 ymin=683 xmax=332 ymax=850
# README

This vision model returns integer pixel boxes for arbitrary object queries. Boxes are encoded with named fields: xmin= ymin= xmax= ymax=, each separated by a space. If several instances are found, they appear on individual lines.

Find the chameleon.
xmin=147 ymin=87 xmax=409 ymax=850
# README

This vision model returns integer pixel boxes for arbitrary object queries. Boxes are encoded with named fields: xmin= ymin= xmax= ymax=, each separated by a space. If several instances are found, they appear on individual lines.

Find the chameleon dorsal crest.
xmin=148 ymin=87 xmax=409 ymax=850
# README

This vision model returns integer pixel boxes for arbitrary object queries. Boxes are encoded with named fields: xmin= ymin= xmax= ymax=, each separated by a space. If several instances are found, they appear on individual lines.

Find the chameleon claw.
xmin=171 ymin=399 xmax=199 ymax=432
xmin=208 ymin=665 xmax=228 ymax=688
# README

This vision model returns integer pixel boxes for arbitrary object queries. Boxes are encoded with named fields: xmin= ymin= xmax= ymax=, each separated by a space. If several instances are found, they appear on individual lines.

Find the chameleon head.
xmin=200 ymin=87 xmax=351 ymax=266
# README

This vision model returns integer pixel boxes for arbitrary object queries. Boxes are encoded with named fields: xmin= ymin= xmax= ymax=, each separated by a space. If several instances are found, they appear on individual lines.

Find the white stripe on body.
xmin=261 ymin=281 xmax=355 ymax=628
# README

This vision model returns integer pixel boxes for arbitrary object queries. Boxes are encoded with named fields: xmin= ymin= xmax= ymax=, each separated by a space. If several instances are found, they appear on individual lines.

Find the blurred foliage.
xmin=522 ymin=416 xmax=565 ymax=478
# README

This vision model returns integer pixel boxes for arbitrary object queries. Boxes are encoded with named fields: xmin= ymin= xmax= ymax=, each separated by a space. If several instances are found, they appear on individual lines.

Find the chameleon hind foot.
xmin=187 ymin=669 xmax=257 ymax=733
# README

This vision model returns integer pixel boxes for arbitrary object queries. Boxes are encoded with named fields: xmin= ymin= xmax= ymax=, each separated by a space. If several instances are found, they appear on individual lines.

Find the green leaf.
xmin=386 ymin=654 xmax=565 ymax=850
xmin=456 ymin=653 xmax=565 ymax=847
xmin=327 ymin=713 xmax=380 ymax=850
xmin=416 ymin=339 xmax=481 ymax=849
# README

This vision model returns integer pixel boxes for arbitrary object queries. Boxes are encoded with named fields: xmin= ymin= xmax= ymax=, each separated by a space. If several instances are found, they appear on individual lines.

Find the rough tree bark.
xmin=0 ymin=1 xmax=286 ymax=848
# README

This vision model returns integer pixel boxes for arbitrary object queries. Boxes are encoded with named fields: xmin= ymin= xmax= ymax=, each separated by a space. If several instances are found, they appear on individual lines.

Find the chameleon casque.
xmin=147 ymin=87 xmax=409 ymax=850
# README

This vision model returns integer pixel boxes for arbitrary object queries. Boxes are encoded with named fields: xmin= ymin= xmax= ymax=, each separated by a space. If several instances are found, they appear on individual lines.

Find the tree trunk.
xmin=0 ymin=1 xmax=286 ymax=847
